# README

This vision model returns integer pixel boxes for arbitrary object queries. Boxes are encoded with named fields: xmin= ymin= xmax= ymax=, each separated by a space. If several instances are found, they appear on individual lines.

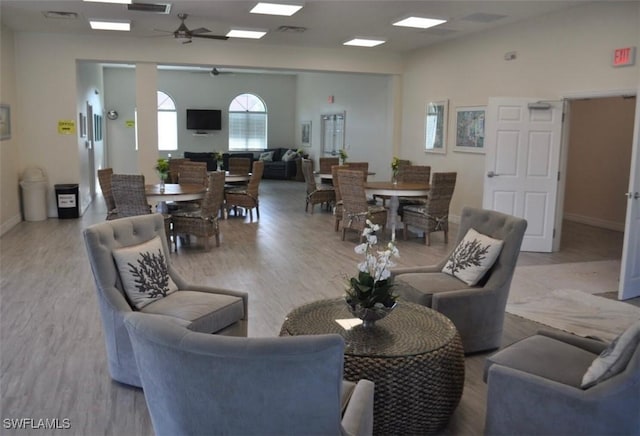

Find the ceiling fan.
xmin=156 ymin=13 xmax=228 ymax=44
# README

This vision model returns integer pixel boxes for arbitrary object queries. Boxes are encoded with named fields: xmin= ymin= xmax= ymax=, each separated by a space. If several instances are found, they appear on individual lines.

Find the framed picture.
xmin=0 ymin=104 xmax=11 ymax=140
xmin=425 ymin=99 xmax=448 ymax=153
xmin=454 ymin=106 xmax=486 ymax=153
xmin=301 ymin=120 xmax=312 ymax=147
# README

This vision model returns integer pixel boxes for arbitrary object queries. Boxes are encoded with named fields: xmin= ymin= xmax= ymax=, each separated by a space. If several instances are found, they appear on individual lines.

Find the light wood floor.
xmin=0 ymin=179 xmax=628 ymax=435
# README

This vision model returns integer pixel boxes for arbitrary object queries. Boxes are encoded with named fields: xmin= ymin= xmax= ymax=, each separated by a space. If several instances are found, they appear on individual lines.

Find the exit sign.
xmin=613 ymin=46 xmax=636 ymax=67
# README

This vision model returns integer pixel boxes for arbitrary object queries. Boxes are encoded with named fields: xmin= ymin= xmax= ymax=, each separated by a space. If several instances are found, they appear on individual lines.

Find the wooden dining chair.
xmin=168 ymin=158 xmax=189 ymax=183
xmin=344 ymin=162 xmax=369 ymax=181
xmin=111 ymin=174 xmax=150 ymax=218
xmin=228 ymin=157 xmax=251 ymax=174
xmin=319 ymin=157 xmax=340 ymax=175
xmin=177 ymin=161 xmax=208 ymax=186
xmin=331 ymin=164 xmax=349 ymax=231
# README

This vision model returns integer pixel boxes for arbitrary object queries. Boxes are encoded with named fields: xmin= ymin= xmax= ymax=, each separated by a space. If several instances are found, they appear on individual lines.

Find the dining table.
xmin=364 ymin=181 xmax=430 ymax=241
xmin=145 ymin=183 xmax=207 ymax=213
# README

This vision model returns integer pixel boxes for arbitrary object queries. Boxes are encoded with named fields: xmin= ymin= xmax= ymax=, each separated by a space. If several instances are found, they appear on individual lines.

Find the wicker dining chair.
xmin=376 ymin=163 xmax=428 ymax=207
xmin=319 ymin=157 xmax=340 ymax=175
xmin=337 ymin=169 xmax=387 ymax=241
xmin=228 ymin=157 xmax=252 ymax=174
xmin=301 ymin=159 xmax=335 ymax=213
xmin=111 ymin=174 xmax=151 ymax=218
xmin=168 ymin=158 xmax=189 ymax=184
xmin=178 ymin=161 xmax=208 ymax=186
xmin=225 ymin=160 xmax=264 ymax=222
xmin=331 ymin=164 xmax=349 ymax=231
xmin=402 ymin=172 xmax=457 ymax=245
xmin=97 ymin=167 xmax=118 ymax=220
xmin=344 ymin=162 xmax=369 ymax=181
xmin=172 ymin=172 xmax=225 ymax=251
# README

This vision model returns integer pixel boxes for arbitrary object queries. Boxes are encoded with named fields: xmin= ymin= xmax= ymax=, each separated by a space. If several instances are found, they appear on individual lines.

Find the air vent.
xmin=277 ymin=25 xmax=307 ymax=33
xmin=43 ymin=11 xmax=79 ymax=20
xmin=127 ymin=2 xmax=172 ymax=14
xmin=461 ymin=13 xmax=507 ymax=23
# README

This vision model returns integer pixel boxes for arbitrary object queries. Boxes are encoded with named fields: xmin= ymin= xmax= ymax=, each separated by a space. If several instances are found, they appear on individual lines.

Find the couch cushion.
xmin=259 ymin=151 xmax=274 ymax=161
xmin=112 ymin=236 xmax=178 ymax=309
xmin=141 ymin=290 xmax=245 ymax=333
xmin=485 ymin=335 xmax=597 ymax=387
xmin=442 ymin=228 xmax=504 ymax=286
xmin=394 ymin=272 xmax=469 ymax=306
xmin=282 ymin=149 xmax=298 ymax=161
xmin=581 ymin=320 xmax=640 ymax=388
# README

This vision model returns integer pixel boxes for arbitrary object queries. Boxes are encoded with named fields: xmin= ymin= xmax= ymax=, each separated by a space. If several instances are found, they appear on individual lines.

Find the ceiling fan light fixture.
xmin=393 ymin=16 xmax=446 ymax=29
xmin=343 ymin=38 xmax=386 ymax=48
xmin=89 ymin=19 xmax=131 ymax=31
xmin=226 ymin=29 xmax=267 ymax=39
xmin=250 ymin=2 xmax=303 ymax=16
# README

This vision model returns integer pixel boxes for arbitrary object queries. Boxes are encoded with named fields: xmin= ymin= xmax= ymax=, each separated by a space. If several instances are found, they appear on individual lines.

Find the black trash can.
xmin=55 ymin=184 xmax=79 ymax=219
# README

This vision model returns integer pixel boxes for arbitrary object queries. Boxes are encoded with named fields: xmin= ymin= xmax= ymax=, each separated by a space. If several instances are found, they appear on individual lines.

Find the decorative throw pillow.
xmin=112 ymin=236 xmax=178 ymax=309
xmin=442 ymin=228 xmax=504 ymax=286
xmin=581 ymin=320 xmax=640 ymax=389
xmin=259 ymin=151 xmax=274 ymax=162
xmin=282 ymin=149 xmax=298 ymax=162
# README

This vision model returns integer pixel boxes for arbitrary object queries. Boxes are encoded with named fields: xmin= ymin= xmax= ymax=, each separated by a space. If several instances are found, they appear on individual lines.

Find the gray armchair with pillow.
xmin=483 ymin=322 xmax=640 ymax=435
xmin=83 ymin=213 xmax=248 ymax=387
xmin=124 ymin=312 xmax=375 ymax=436
xmin=391 ymin=207 xmax=527 ymax=353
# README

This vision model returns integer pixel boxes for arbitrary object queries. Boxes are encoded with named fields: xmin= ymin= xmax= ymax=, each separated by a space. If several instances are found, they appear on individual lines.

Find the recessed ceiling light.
xmin=89 ymin=20 xmax=131 ymax=31
xmin=83 ymin=0 xmax=132 ymax=4
xmin=343 ymin=38 xmax=386 ymax=48
xmin=250 ymin=2 xmax=303 ymax=16
xmin=226 ymin=29 xmax=267 ymax=39
xmin=393 ymin=16 xmax=446 ymax=29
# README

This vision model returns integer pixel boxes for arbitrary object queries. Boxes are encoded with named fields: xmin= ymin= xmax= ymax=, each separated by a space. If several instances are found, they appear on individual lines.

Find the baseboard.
xmin=563 ymin=213 xmax=625 ymax=232
xmin=0 ymin=213 xmax=22 ymax=236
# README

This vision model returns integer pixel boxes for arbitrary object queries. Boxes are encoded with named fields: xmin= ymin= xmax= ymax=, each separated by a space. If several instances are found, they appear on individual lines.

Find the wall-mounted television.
xmin=186 ymin=109 xmax=222 ymax=131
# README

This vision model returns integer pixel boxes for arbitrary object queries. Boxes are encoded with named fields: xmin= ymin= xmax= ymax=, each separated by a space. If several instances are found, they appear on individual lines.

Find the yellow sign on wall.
xmin=125 ymin=120 xmax=135 ymax=128
xmin=58 ymin=120 xmax=76 ymax=135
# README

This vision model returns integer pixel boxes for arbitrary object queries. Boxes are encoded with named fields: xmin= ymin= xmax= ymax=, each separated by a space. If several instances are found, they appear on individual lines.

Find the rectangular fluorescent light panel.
xmin=226 ymin=29 xmax=267 ymax=39
xmin=250 ymin=3 xmax=303 ymax=16
xmin=393 ymin=17 xmax=446 ymax=29
xmin=83 ymin=0 xmax=132 ymax=4
xmin=89 ymin=20 xmax=131 ymax=31
xmin=343 ymin=38 xmax=385 ymax=48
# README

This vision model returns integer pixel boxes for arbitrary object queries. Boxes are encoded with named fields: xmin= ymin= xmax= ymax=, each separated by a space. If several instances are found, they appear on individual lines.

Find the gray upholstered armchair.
xmin=83 ymin=213 xmax=248 ymax=387
xmin=391 ymin=207 xmax=527 ymax=353
xmin=124 ymin=312 xmax=375 ymax=436
xmin=483 ymin=328 xmax=640 ymax=435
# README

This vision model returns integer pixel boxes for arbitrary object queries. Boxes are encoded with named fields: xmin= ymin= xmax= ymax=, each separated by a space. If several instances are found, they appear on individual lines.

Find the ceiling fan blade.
xmin=190 ymin=27 xmax=212 ymax=34
xmin=192 ymin=34 xmax=229 ymax=41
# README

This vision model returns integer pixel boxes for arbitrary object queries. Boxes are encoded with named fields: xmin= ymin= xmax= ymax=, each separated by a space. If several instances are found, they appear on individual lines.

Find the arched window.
xmin=157 ymin=91 xmax=177 ymax=151
xmin=228 ymin=93 xmax=267 ymax=150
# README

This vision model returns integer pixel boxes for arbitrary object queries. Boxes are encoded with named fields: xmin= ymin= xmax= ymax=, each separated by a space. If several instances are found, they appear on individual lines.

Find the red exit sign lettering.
xmin=613 ymin=46 xmax=636 ymax=67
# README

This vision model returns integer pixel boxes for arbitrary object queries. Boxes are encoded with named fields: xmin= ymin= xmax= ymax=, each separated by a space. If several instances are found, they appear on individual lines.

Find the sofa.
xmin=259 ymin=147 xmax=299 ymax=180
xmin=183 ymin=151 xmax=218 ymax=171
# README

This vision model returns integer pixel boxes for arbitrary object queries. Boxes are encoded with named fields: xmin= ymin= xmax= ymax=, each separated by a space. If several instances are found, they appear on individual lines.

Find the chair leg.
xmin=305 ymin=200 xmax=309 ymax=213
xmin=249 ymin=209 xmax=253 ymax=222
xmin=334 ymin=218 xmax=340 ymax=232
xmin=425 ymin=231 xmax=431 ymax=246
xmin=341 ymin=228 xmax=346 ymax=241
xmin=215 ymin=231 xmax=220 ymax=247
xmin=444 ymin=229 xmax=448 ymax=244
xmin=256 ymin=205 xmax=260 ymax=219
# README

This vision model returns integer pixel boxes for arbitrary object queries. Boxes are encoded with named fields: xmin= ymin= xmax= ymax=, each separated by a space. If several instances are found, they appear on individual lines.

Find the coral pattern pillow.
xmin=442 ymin=228 xmax=504 ymax=286
xmin=581 ymin=320 xmax=640 ymax=389
xmin=112 ymin=236 xmax=178 ymax=309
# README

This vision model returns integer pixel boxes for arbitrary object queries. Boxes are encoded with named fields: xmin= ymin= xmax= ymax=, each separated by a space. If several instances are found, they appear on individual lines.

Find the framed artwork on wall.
xmin=301 ymin=120 xmax=312 ymax=147
xmin=454 ymin=106 xmax=485 ymax=153
xmin=0 ymin=104 xmax=11 ymax=140
xmin=425 ymin=99 xmax=448 ymax=154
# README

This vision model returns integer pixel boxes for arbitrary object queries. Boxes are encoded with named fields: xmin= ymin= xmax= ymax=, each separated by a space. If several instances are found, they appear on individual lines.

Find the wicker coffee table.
xmin=280 ymin=298 xmax=465 ymax=435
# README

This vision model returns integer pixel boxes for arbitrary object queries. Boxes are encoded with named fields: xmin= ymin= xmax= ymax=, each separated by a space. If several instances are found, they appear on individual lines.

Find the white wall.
xmin=399 ymin=1 xmax=640 ymax=219
xmin=296 ymin=72 xmax=395 ymax=178
xmin=0 ymin=25 xmax=21 ymax=233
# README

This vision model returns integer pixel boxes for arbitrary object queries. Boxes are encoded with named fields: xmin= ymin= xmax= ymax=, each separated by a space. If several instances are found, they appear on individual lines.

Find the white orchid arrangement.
xmin=346 ymin=220 xmax=399 ymax=309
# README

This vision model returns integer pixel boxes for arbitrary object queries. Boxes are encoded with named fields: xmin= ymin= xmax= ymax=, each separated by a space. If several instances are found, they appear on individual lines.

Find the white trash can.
xmin=20 ymin=167 xmax=48 ymax=221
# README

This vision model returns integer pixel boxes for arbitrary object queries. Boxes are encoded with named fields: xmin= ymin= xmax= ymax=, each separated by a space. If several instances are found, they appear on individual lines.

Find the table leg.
xmin=388 ymin=195 xmax=399 ymax=242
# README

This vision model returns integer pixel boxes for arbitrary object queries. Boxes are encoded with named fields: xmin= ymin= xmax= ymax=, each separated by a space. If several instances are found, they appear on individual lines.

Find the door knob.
xmin=487 ymin=171 xmax=499 ymax=178
xmin=625 ymin=192 xmax=639 ymax=199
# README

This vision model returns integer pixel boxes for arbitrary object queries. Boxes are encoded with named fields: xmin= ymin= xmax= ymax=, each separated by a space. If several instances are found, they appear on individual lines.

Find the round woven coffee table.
xmin=280 ymin=298 xmax=465 ymax=435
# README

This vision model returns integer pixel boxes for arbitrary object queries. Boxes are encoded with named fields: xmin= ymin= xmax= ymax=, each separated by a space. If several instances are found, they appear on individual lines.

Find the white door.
xmin=619 ymin=94 xmax=640 ymax=299
xmin=483 ymin=98 xmax=563 ymax=252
